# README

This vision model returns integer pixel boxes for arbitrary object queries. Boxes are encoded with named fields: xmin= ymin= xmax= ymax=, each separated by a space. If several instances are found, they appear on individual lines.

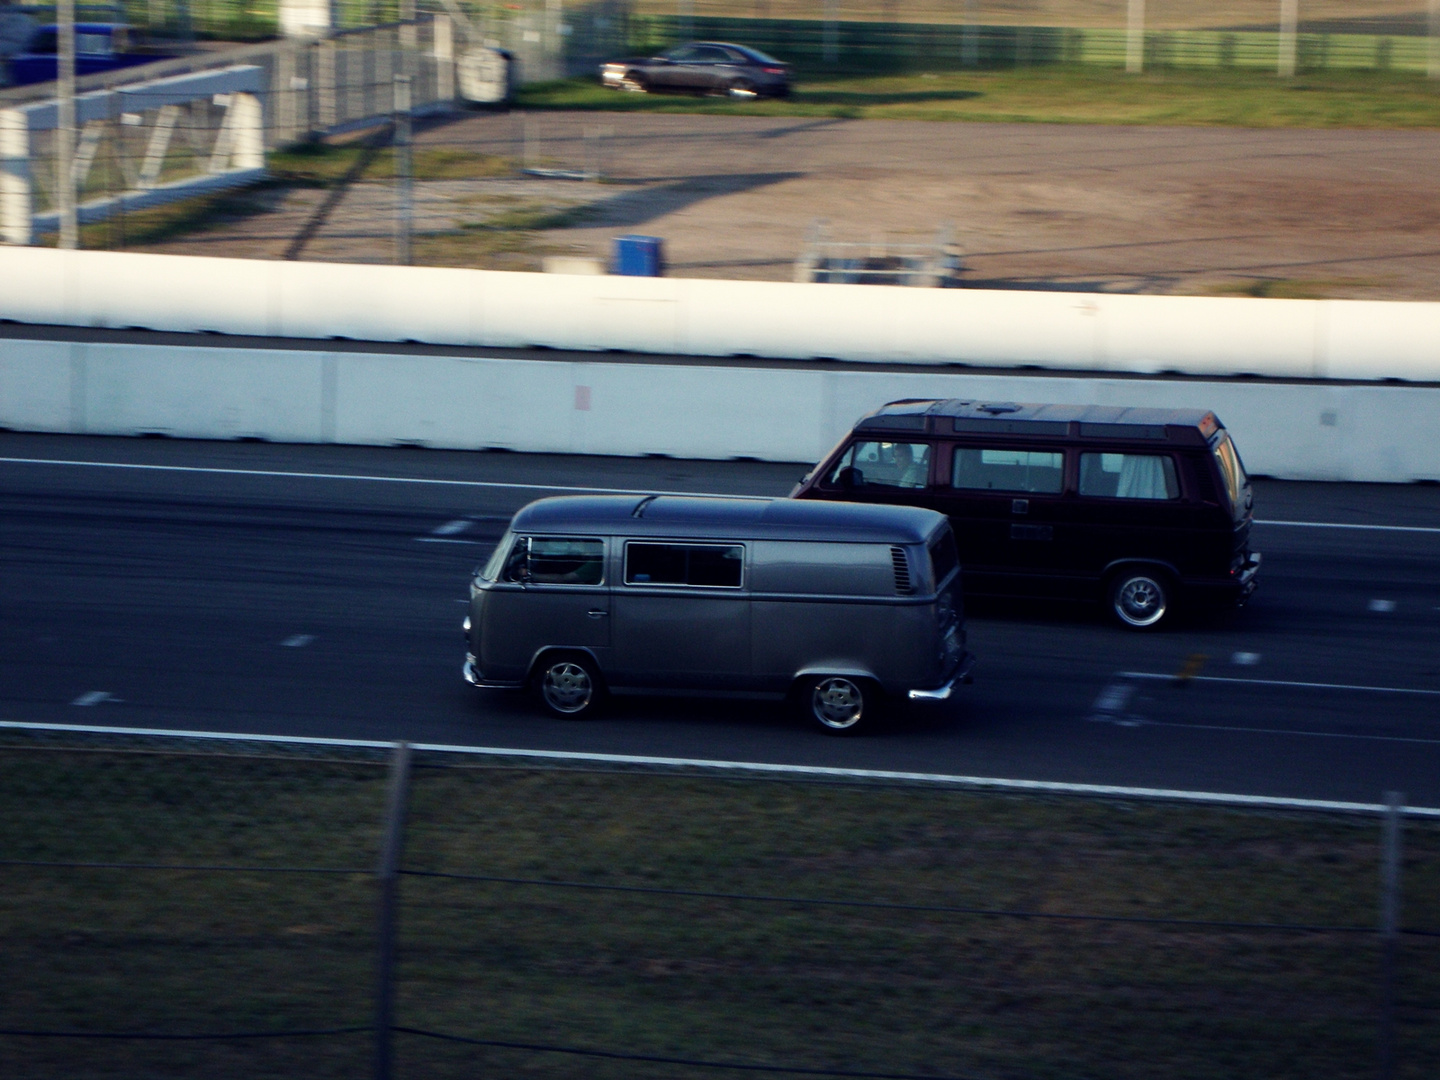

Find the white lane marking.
xmin=2 ymin=719 xmax=1435 ymax=817
xmin=415 ymin=537 xmax=487 ymax=545
xmin=1119 ymin=671 xmax=1440 ymax=697
xmin=280 ymin=634 xmax=314 ymax=648
xmin=1125 ymin=719 xmax=1440 ymax=747
xmin=1231 ymin=651 xmax=1261 ymax=666
xmin=1255 ymin=519 xmax=1440 ymax=535
xmin=0 ymin=457 xmax=748 ymax=499
xmin=432 ymin=519 xmax=471 ymax=536
xmin=71 ymin=691 xmax=116 ymax=706
xmin=1369 ymin=598 xmax=1397 ymax=613
xmin=4 ymin=459 xmax=1437 ymax=532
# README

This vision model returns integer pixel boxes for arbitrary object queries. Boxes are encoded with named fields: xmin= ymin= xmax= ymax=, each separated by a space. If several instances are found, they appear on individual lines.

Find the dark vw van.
xmin=464 ymin=495 xmax=974 ymax=733
xmin=793 ymin=401 xmax=1260 ymax=628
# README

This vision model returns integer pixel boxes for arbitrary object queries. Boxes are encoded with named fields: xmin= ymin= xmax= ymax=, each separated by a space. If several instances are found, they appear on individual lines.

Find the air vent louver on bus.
xmin=890 ymin=546 xmax=913 ymax=594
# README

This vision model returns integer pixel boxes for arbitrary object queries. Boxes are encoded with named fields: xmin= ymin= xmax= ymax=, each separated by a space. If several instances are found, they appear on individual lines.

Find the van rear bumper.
xmin=907 ymin=652 xmax=977 ymax=701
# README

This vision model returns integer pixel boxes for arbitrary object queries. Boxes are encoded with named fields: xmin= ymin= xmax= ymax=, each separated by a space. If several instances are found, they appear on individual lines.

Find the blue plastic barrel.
xmin=612 ymin=235 xmax=664 ymax=277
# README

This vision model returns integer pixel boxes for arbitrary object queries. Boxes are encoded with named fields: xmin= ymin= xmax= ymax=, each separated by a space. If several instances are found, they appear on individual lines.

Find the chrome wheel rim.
xmin=1115 ymin=575 xmax=1166 ymax=628
xmin=542 ymin=662 xmax=593 ymax=714
xmin=728 ymin=82 xmax=758 ymax=100
xmin=812 ymin=677 xmax=864 ymax=730
xmin=620 ymin=76 xmax=646 ymax=93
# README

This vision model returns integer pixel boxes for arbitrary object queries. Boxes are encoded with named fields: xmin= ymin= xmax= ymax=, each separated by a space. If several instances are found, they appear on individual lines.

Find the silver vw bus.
xmin=463 ymin=495 xmax=974 ymax=734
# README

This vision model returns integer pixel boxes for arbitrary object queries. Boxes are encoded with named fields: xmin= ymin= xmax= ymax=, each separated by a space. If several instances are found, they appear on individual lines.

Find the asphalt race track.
xmin=4 ymin=432 xmax=1440 ymax=806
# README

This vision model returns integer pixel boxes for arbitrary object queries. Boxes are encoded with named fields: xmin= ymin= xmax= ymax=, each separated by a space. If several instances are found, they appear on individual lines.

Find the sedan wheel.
xmin=538 ymin=655 xmax=603 ymax=717
xmin=1110 ymin=570 xmax=1170 ymax=629
xmin=727 ymin=79 xmax=759 ymax=100
xmin=620 ymin=72 xmax=648 ymax=93
xmin=809 ymin=676 xmax=869 ymax=734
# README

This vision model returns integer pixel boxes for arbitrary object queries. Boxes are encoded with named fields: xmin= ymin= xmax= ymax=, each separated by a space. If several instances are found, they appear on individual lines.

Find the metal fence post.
xmin=961 ymin=0 xmax=978 ymax=68
xmin=57 ymin=0 xmax=77 ymax=248
xmin=1126 ymin=0 xmax=1145 ymax=74
xmin=393 ymin=73 xmax=413 ymax=266
xmin=1278 ymin=0 xmax=1298 ymax=77
xmin=374 ymin=742 xmax=413 ymax=1080
xmin=1429 ymin=0 xmax=1440 ymax=80
xmin=1379 ymin=791 xmax=1403 ymax=1080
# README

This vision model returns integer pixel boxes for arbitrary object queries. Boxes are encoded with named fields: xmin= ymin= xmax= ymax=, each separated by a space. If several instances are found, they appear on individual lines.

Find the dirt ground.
xmin=132 ymin=109 xmax=1440 ymax=301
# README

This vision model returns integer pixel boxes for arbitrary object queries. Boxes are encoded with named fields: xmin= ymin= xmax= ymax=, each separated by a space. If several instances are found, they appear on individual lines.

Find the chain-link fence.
xmin=2 ymin=727 xmax=1439 ymax=1080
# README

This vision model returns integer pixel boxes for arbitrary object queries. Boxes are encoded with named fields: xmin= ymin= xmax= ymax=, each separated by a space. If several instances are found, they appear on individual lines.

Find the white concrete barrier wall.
xmin=2 ymin=248 xmax=1439 ymax=381
xmin=4 ymin=337 xmax=1439 ymax=482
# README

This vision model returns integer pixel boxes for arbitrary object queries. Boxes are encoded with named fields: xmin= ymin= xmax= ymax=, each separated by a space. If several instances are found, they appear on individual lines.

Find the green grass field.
xmin=2 ymin=738 xmax=1439 ymax=1079
xmin=520 ymin=65 xmax=1440 ymax=127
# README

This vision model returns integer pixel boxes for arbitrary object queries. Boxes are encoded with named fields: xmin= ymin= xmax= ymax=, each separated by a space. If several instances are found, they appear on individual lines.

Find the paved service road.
xmin=4 ymin=432 xmax=1440 ymax=806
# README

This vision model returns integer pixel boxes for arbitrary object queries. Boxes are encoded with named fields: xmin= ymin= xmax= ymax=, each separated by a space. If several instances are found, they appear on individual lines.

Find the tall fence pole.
xmin=1429 ymin=0 xmax=1440 ymax=79
xmin=374 ymin=742 xmax=413 ymax=1080
xmin=1277 ymin=0 xmax=1299 ymax=76
xmin=1125 ymin=0 xmax=1145 ymax=74
xmin=961 ymin=0 xmax=978 ymax=68
xmin=56 ymin=0 xmax=77 ymax=249
xmin=393 ymin=73 xmax=413 ymax=266
xmin=1378 ymin=791 xmax=1403 ymax=1080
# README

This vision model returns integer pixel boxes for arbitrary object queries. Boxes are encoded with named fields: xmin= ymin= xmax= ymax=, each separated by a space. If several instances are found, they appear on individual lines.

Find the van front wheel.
xmin=807 ymin=676 xmax=870 ymax=735
xmin=1109 ymin=569 xmax=1171 ymax=629
xmin=536 ymin=653 xmax=604 ymax=718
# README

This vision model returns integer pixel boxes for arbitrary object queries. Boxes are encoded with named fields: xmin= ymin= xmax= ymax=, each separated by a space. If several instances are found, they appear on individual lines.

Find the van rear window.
xmin=1078 ymin=453 xmax=1178 ymax=500
xmin=626 ymin=543 xmax=743 ymax=588
xmin=952 ymin=448 xmax=1063 ymax=493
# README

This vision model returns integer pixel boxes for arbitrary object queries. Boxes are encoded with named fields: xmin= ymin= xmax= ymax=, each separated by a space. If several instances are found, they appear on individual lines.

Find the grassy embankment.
xmin=2 ymin=739 xmax=1438 ymax=1079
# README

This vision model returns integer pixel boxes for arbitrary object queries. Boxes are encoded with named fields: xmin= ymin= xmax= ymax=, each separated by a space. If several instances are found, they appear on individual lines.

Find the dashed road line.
xmin=1231 ymin=652 xmax=1261 ymax=666
xmin=1369 ymin=599 xmax=1397 ymax=613
xmin=280 ymin=634 xmax=315 ymax=648
xmin=71 ymin=691 xmax=118 ymax=706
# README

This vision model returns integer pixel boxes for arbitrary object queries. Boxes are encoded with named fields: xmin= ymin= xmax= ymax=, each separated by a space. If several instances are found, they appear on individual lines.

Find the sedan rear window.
xmin=626 ymin=543 xmax=743 ymax=588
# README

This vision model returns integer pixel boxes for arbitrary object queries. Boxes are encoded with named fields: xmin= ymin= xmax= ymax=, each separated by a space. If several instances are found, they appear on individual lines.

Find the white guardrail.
xmin=1 ymin=248 xmax=1439 ymax=481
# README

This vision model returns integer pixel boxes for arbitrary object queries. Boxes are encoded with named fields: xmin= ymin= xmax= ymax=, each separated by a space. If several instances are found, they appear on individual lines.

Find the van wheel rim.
xmin=813 ymin=677 xmax=864 ymax=729
xmin=1116 ymin=576 xmax=1166 ymax=627
xmin=542 ymin=662 xmax=593 ymax=713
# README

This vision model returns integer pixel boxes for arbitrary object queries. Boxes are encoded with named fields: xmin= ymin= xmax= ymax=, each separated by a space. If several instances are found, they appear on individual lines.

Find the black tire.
xmin=804 ymin=675 xmax=872 ymax=735
xmin=620 ymin=71 xmax=648 ymax=93
xmin=535 ymin=652 xmax=605 ymax=718
xmin=1108 ymin=568 xmax=1172 ymax=629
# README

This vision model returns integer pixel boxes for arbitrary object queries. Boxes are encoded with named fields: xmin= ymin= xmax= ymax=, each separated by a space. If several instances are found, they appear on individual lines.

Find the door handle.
xmin=587 ymin=609 xmax=609 ymax=619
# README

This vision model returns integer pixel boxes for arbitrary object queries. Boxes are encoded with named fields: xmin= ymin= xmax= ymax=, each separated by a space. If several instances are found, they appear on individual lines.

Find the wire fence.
xmin=1 ymin=728 xmax=1438 ymax=1079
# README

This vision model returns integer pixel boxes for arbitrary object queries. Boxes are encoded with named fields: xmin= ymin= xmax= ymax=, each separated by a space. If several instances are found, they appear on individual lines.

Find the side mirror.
xmin=837 ymin=466 xmax=861 ymax=491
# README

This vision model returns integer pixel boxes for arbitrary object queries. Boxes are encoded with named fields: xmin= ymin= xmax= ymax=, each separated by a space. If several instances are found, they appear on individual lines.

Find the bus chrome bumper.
xmin=908 ymin=652 xmax=976 ymax=701
xmin=463 ymin=654 xmax=522 ymax=690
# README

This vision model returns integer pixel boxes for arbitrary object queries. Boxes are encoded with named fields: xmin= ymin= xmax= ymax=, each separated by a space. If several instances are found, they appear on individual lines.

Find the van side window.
xmin=825 ymin=441 xmax=931 ymax=490
xmin=626 ymin=543 xmax=744 ymax=588
xmin=1078 ymin=453 xmax=1179 ymax=500
xmin=952 ymin=448 xmax=1064 ymax=493
xmin=503 ymin=537 xmax=605 ymax=584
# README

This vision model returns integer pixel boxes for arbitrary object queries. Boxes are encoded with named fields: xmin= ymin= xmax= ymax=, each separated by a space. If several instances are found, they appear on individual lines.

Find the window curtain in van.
xmin=1116 ymin=454 xmax=1171 ymax=499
